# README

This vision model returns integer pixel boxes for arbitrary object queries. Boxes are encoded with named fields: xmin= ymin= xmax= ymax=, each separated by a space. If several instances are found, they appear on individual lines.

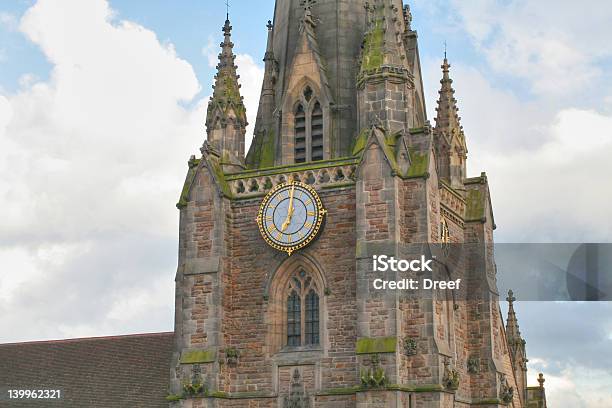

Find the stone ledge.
xmin=356 ymin=336 xmax=397 ymax=354
xmin=179 ymin=348 xmax=216 ymax=364
xmin=183 ymin=257 xmax=220 ymax=275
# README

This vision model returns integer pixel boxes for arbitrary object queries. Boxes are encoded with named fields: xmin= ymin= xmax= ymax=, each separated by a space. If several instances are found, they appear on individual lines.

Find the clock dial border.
xmin=256 ymin=181 xmax=327 ymax=256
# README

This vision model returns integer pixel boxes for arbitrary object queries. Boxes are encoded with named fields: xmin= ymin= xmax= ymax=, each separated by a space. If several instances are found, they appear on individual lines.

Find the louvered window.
xmin=294 ymin=86 xmax=324 ymax=163
xmin=294 ymin=104 xmax=307 ymax=164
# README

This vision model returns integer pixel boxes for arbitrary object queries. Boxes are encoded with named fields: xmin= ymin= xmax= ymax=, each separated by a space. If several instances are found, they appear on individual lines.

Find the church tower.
xmin=169 ymin=1 xmax=547 ymax=407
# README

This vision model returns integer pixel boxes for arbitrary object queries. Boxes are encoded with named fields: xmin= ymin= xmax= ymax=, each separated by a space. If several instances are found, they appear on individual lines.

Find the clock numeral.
xmin=267 ymin=224 xmax=275 ymax=232
xmin=304 ymin=198 xmax=312 ymax=206
xmin=288 ymin=234 xmax=293 ymax=242
xmin=304 ymin=221 xmax=313 ymax=229
xmin=274 ymin=231 xmax=282 ymax=241
xmin=266 ymin=215 xmax=273 ymax=221
xmin=307 ymin=211 xmax=316 ymax=216
xmin=298 ymin=231 xmax=304 ymax=239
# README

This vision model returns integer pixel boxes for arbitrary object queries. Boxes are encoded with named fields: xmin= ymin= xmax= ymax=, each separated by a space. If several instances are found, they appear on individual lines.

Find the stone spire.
xmin=435 ymin=57 xmax=463 ymax=136
xmin=246 ymin=20 xmax=278 ymax=169
xmin=204 ymin=16 xmax=247 ymax=171
xmin=433 ymin=56 xmax=467 ymax=187
xmin=505 ymin=290 xmax=522 ymax=342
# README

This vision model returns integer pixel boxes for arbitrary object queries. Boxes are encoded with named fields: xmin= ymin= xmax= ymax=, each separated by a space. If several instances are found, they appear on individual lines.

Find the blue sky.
xmin=1 ymin=1 xmax=612 ymax=407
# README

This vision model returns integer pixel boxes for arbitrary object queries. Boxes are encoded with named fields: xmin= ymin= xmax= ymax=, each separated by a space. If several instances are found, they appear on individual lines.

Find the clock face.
xmin=257 ymin=181 xmax=327 ymax=255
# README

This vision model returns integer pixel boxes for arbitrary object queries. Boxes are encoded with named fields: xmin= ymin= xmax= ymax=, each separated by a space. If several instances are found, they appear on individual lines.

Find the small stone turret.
xmin=205 ymin=16 xmax=247 ymax=172
xmin=506 ymin=290 xmax=529 ymax=405
xmin=433 ymin=56 xmax=467 ymax=188
xmin=358 ymin=0 xmax=415 ymax=133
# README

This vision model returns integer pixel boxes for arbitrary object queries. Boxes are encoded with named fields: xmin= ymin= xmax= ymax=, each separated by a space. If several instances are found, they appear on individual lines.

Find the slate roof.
xmin=0 ymin=332 xmax=174 ymax=407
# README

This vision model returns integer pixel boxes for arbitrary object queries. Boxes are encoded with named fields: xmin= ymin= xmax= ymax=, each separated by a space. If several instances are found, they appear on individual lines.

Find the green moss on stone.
xmin=177 ymin=163 xmax=200 ymax=209
xmin=207 ymin=391 xmax=229 ymax=399
xmin=166 ymin=394 xmax=183 ymax=402
xmin=405 ymin=148 xmax=429 ymax=178
xmin=352 ymin=128 xmax=370 ymax=155
xmin=465 ymin=189 xmax=485 ymax=221
xmin=259 ymin=129 xmax=275 ymax=168
xmin=317 ymin=386 xmax=362 ymax=396
xmin=227 ymin=157 xmax=359 ymax=180
xmin=209 ymin=159 xmax=232 ymax=198
xmin=356 ymin=336 xmax=397 ymax=354
xmin=180 ymin=349 xmax=216 ymax=364
xmin=360 ymin=16 xmax=384 ymax=72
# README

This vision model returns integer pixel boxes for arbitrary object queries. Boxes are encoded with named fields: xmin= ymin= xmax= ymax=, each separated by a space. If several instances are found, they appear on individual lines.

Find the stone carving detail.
xmin=403 ymin=337 xmax=418 ymax=356
xmin=182 ymin=364 xmax=205 ymax=396
xmin=499 ymin=373 xmax=514 ymax=404
xmin=442 ymin=359 xmax=460 ymax=391
xmin=467 ymin=356 xmax=480 ymax=374
xmin=439 ymin=183 xmax=466 ymax=224
xmin=228 ymin=164 xmax=356 ymax=198
xmin=283 ymin=369 xmax=310 ymax=408
xmin=225 ymin=347 xmax=238 ymax=366
xmin=360 ymin=354 xmax=389 ymax=388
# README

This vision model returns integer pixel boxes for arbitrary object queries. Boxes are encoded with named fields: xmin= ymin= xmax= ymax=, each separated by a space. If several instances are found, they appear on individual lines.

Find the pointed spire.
xmin=204 ymin=15 xmax=246 ymax=172
xmin=506 ymin=289 xmax=522 ymax=341
xmin=433 ymin=54 xmax=467 ymax=187
xmin=434 ymin=56 xmax=463 ymax=138
xmin=208 ymin=16 xmax=245 ymax=116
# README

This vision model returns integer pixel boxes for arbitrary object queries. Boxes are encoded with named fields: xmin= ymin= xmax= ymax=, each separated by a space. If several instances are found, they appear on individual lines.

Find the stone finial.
xmin=267 ymin=20 xmax=273 ymax=31
xmin=538 ymin=373 xmax=545 ymax=388
xmin=507 ymin=289 xmax=516 ymax=304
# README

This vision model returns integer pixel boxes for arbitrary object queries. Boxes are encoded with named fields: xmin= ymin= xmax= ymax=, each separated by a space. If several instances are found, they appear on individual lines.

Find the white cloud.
xmin=449 ymin=0 xmax=612 ymax=96
xmin=202 ymin=35 xmax=218 ymax=68
xmin=424 ymin=59 xmax=612 ymax=242
xmin=236 ymin=53 xmax=264 ymax=149
xmin=0 ymin=0 xmax=263 ymax=342
xmin=525 ymin=365 xmax=612 ymax=408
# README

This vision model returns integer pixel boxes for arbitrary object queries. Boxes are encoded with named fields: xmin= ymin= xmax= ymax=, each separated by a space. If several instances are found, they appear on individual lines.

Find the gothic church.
xmin=169 ymin=1 xmax=548 ymax=407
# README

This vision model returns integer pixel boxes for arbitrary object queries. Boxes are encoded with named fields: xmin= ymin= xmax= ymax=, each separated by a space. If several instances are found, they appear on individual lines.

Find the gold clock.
xmin=256 ymin=181 xmax=327 ymax=256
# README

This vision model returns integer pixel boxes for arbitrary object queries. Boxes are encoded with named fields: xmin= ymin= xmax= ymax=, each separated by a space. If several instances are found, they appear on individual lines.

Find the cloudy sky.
xmin=0 ymin=1 xmax=611 ymax=406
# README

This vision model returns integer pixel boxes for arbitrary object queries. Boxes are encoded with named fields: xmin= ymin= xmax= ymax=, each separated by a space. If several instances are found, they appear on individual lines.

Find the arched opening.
xmin=264 ymin=255 xmax=326 ymax=355
xmin=291 ymin=85 xmax=325 ymax=164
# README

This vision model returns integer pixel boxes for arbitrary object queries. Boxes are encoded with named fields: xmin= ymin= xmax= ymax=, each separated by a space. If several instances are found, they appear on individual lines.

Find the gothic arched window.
xmin=287 ymin=290 xmax=301 ymax=346
xmin=293 ymin=86 xmax=324 ymax=163
xmin=285 ymin=269 xmax=320 ymax=347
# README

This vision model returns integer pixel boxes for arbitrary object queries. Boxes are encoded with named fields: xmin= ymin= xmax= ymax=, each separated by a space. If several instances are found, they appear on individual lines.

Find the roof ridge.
xmin=0 ymin=331 xmax=173 ymax=347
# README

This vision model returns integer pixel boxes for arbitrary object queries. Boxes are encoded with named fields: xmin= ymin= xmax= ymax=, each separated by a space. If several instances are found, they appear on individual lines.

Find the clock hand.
xmin=281 ymin=184 xmax=296 ymax=232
